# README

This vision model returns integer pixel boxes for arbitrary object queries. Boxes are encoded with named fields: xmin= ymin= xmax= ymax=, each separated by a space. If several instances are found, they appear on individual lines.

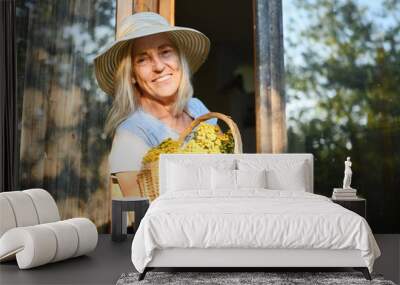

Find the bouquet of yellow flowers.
xmin=142 ymin=123 xmax=234 ymax=164
xmin=137 ymin=112 xmax=242 ymax=201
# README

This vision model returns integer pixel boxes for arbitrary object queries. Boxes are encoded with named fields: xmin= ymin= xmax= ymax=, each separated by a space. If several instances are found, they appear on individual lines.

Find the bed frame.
xmin=140 ymin=248 xmax=371 ymax=280
xmin=138 ymin=154 xmax=372 ymax=281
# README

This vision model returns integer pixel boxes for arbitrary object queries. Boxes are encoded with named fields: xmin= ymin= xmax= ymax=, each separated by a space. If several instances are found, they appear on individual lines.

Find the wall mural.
xmin=14 ymin=0 xmax=399 ymax=234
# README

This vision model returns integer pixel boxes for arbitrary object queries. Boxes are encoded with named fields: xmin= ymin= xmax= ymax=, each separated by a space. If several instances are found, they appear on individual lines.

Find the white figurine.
xmin=342 ymin=157 xmax=353 ymax=189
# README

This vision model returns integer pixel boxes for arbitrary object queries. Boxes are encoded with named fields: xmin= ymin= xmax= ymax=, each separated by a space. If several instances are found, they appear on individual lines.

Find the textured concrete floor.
xmin=0 ymin=234 xmax=398 ymax=285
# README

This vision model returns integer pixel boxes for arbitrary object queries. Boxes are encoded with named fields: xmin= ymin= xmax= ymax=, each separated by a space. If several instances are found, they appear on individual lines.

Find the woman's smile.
xmin=152 ymin=74 xmax=173 ymax=83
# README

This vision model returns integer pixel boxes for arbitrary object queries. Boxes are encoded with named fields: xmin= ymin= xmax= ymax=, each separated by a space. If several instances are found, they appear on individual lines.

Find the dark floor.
xmin=0 ymin=234 xmax=399 ymax=285
xmin=374 ymin=234 xmax=400 ymax=284
xmin=0 ymin=235 xmax=134 ymax=285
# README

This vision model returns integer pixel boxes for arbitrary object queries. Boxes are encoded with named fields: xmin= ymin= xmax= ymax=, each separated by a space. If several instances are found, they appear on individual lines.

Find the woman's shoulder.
xmin=117 ymin=109 xmax=153 ymax=133
xmin=115 ymin=111 xmax=152 ymax=142
xmin=187 ymin=97 xmax=209 ymax=116
xmin=188 ymin=97 xmax=206 ymax=109
xmin=187 ymin=97 xmax=217 ymax=125
xmin=118 ymin=111 xmax=141 ymax=129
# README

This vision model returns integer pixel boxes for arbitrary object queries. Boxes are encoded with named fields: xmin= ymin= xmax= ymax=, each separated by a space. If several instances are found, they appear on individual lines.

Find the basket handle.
xmin=177 ymin=112 xmax=243 ymax=154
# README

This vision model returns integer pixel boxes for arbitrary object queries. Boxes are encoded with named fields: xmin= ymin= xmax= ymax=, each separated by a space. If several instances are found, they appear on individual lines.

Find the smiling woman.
xmin=94 ymin=12 xmax=216 ymax=197
xmin=132 ymin=35 xmax=181 ymax=99
xmin=131 ymin=33 xmax=191 ymax=133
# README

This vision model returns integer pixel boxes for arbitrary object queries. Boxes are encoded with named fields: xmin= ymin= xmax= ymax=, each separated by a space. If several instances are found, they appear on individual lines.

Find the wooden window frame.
xmin=253 ymin=0 xmax=287 ymax=153
xmin=116 ymin=0 xmax=174 ymax=34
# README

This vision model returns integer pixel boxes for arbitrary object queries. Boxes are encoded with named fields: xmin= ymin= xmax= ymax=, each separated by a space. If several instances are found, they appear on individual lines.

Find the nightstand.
xmin=112 ymin=197 xmax=149 ymax=242
xmin=331 ymin=197 xmax=366 ymax=219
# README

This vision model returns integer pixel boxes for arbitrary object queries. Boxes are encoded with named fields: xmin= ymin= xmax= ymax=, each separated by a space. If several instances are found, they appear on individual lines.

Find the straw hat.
xmin=94 ymin=12 xmax=210 ymax=96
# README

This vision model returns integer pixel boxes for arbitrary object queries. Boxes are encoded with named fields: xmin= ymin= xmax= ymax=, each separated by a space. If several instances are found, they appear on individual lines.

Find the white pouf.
xmin=0 ymin=189 xmax=98 ymax=269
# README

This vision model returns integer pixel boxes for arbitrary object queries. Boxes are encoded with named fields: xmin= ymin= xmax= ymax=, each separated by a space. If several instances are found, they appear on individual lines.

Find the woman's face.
xmin=131 ymin=33 xmax=182 ymax=101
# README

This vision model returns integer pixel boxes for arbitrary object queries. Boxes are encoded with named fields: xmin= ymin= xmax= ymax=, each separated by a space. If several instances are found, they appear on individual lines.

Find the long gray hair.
xmin=104 ymin=40 xmax=194 ymax=137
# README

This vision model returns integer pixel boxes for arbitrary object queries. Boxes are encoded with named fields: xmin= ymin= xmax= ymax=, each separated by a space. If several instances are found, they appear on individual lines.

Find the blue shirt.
xmin=109 ymin=97 xmax=216 ymax=173
xmin=117 ymin=97 xmax=217 ymax=147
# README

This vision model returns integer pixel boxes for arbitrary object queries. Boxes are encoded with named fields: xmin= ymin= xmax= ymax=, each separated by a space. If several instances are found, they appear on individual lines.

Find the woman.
xmin=94 ymin=12 xmax=216 ymax=196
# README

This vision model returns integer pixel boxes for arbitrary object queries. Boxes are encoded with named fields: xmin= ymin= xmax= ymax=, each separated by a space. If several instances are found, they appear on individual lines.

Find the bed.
xmin=131 ymin=154 xmax=380 ymax=280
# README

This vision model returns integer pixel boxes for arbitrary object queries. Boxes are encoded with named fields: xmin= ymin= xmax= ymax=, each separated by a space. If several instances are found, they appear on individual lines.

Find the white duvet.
xmin=131 ymin=190 xmax=380 ymax=273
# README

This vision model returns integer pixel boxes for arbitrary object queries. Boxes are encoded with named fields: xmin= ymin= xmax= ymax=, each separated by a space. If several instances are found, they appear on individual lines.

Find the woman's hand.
xmin=115 ymin=171 xmax=141 ymax=197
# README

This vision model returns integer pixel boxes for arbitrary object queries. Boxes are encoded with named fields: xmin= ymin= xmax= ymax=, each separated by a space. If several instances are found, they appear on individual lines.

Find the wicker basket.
xmin=136 ymin=112 xmax=243 ymax=201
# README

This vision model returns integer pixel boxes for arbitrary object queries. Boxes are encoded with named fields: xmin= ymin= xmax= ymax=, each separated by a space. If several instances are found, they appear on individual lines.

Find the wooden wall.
xmin=18 ymin=0 xmax=116 ymax=232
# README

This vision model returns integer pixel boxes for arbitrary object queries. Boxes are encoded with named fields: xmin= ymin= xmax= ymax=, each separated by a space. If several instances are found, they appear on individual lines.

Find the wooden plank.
xmin=17 ymin=0 xmax=115 ymax=233
xmin=134 ymin=0 xmax=158 ymax=13
xmin=253 ymin=0 xmax=287 ymax=153
xmin=19 ymin=88 xmax=47 ymax=188
xmin=159 ymin=0 xmax=175 ymax=25
xmin=253 ymin=0 xmax=272 ymax=153
xmin=116 ymin=0 xmax=134 ymax=37
xmin=269 ymin=0 xmax=287 ymax=153
xmin=133 ymin=0 xmax=174 ymax=25
xmin=19 ymin=10 xmax=49 ymax=189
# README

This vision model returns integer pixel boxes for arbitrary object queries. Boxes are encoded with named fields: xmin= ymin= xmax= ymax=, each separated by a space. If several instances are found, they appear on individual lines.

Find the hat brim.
xmin=94 ymin=26 xmax=210 ymax=96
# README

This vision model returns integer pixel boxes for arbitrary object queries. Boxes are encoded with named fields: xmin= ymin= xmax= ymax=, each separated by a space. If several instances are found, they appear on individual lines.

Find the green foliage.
xmin=285 ymin=0 xmax=400 ymax=232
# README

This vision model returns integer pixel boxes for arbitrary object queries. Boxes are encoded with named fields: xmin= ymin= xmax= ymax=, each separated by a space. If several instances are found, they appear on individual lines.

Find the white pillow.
xmin=236 ymin=169 xmax=267 ymax=189
xmin=165 ymin=157 xmax=236 ymax=170
xmin=211 ymin=168 xmax=268 ymax=190
xmin=237 ymin=159 xmax=308 ymax=191
xmin=211 ymin=168 xmax=237 ymax=190
xmin=168 ymin=162 xmax=212 ymax=191
xmin=266 ymin=165 xmax=306 ymax=191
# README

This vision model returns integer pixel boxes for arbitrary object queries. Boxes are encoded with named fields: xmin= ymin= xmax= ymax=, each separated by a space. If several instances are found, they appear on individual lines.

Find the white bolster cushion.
xmin=23 ymin=189 xmax=60 ymax=223
xmin=0 ymin=189 xmax=60 ymax=238
xmin=0 ymin=226 xmax=57 ymax=269
xmin=64 ymin=218 xmax=98 ymax=257
xmin=0 ymin=218 xmax=98 ymax=269
xmin=42 ymin=221 xmax=79 ymax=262
xmin=0 ymin=191 xmax=39 ymax=227
xmin=0 ymin=196 xmax=17 ymax=237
